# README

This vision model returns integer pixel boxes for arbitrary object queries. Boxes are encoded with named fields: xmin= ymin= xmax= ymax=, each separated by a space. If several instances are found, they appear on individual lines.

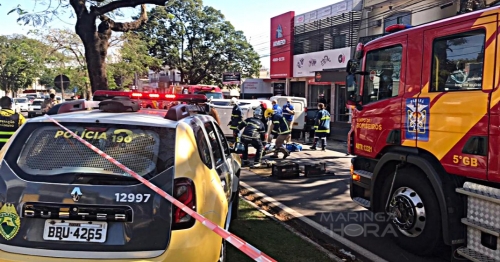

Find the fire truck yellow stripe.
xmin=410 ymin=13 xmax=498 ymax=160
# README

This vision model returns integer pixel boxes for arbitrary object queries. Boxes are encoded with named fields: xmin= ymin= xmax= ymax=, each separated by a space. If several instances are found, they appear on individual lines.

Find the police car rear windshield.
xmin=5 ymin=122 xmax=175 ymax=184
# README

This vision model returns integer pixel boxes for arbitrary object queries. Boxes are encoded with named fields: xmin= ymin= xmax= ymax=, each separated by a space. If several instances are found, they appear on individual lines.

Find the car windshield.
xmin=203 ymin=93 xmax=223 ymax=99
xmin=32 ymin=101 xmax=43 ymax=105
xmin=8 ymin=122 xmax=176 ymax=179
xmin=15 ymin=98 xmax=28 ymax=103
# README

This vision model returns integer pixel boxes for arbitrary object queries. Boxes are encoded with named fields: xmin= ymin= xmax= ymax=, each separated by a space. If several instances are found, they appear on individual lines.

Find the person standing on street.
xmin=238 ymin=107 xmax=267 ymax=168
xmin=269 ymin=109 xmax=291 ymax=159
xmin=0 ymin=96 xmax=26 ymax=149
xmin=42 ymin=89 xmax=59 ymax=114
xmin=310 ymin=103 xmax=331 ymax=151
xmin=282 ymin=98 xmax=295 ymax=143
xmin=267 ymin=99 xmax=282 ymax=143
xmin=228 ymin=97 xmax=242 ymax=142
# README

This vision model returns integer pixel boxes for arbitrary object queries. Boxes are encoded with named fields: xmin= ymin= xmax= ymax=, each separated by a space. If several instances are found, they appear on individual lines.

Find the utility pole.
xmin=60 ymin=76 xmax=65 ymax=100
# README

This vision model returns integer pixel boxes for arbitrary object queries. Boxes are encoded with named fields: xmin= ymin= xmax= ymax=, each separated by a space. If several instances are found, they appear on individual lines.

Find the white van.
xmin=206 ymin=99 xmax=272 ymax=137
xmin=269 ymin=96 xmax=307 ymax=135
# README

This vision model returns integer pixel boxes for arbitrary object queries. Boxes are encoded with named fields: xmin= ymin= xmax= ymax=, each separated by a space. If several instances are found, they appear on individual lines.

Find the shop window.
xmin=384 ymin=12 xmax=411 ymax=28
xmin=362 ymin=45 xmax=402 ymax=104
xmin=290 ymin=82 xmax=306 ymax=97
xmin=430 ymin=30 xmax=485 ymax=92
xmin=309 ymin=85 xmax=331 ymax=111
xmin=332 ymin=35 xmax=346 ymax=49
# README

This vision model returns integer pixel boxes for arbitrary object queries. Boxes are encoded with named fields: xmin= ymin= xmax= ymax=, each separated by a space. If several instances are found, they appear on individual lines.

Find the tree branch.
xmin=99 ymin=5 xmax=148 ymax=33
xmin=93 ymin=0 xmax=167 ymax=16
xmin=69 ymin=0 xmax=88 ymax=18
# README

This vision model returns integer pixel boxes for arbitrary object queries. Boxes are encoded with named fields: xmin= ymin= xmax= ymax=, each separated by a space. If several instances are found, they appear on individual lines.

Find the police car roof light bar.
xmin=48 ymin=99 xmax=101 ymax=115
xmin=99 ymin=97 xmax=140 ymax=112
xmin=92 ymin=90 xmax=208 ymax=103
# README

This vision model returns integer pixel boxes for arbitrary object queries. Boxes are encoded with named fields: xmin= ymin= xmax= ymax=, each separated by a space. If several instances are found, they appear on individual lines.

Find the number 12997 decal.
xmin=115 ymin=193 xmax=151 ymax=203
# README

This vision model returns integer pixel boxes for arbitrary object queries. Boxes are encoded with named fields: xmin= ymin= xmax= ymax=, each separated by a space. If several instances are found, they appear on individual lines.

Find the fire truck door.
xmin=488 ymin=19 xmax=500 ymax=182
xmin=352 ymin=34 xmax=407 ymax=159
xmin=420 ymin=16 xmax=496 ymax=181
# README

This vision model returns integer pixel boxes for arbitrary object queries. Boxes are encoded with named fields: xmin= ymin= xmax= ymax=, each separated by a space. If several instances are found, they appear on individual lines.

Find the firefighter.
xmin=310 ymin=103 xmax=331 ymax=151
xmin=0 ymin=96 xmax=26 ymax=149
xmin=41 ymin=89 xmax=59 ymax=114
xmin=282 ymin=97 xmax=295 ymax=143
xmin=228 ymin=97 xmax=242 ymax=142
xmin=238 ymin=107 xmax=266 ymax=168
xmin=269 ymin=108 xmax=291 ymax=159
xmin=267 ymin=99 xmax=282 ymax=143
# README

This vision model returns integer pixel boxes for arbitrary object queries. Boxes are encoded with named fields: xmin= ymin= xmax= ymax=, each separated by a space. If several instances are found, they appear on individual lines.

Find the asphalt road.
xmin=240 ymin=140 xmax=450 ymax=262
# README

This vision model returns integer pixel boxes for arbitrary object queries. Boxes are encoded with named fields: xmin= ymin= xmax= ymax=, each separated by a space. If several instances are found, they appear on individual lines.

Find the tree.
xmin=0 ymin=35 xmax=53 ymax=94
xmin=10 ymin=0 xmax=170 ymax=93
xmin=108 ymin=32 xmax=163 ymax=89
xmin=134 ymin=1 xmax=261 ymax=85
xmin=32 ymin=28 xmax=123 ymax=98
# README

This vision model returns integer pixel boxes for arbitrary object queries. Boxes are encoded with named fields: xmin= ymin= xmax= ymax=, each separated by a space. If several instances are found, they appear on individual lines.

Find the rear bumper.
xmin=0 ymin=219 xmax=221 ymax=262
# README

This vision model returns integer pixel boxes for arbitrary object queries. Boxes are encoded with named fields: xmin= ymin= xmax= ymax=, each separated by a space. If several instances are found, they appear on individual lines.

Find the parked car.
xmin=13 ymin=97 xmax=30 ymax=112
xmin=27 ymin=99 xmax=45 ymax=118
xmin=269 ymin=96 xmax=307 ymax=138
xmin=206 ymin=99 xmax=272 ymax=138
xmin=0 ymin=97 xmax=240 ymax=262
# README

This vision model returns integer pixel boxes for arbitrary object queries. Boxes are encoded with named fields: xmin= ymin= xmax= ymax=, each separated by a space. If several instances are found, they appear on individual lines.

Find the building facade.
xmin=270 ymin=0 xmax=363 ymax=130
xmin=358 ymin=0 xmax=462 ymax=44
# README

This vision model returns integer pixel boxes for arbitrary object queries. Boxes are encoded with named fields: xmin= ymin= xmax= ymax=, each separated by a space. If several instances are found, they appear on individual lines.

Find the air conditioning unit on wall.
xmin=368 ymin=19 xmax=382 ymax=27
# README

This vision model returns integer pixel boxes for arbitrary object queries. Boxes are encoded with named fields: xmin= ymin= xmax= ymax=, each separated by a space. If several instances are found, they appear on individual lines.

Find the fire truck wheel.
xmin=384 ymin=166 xmax=443 ymax=255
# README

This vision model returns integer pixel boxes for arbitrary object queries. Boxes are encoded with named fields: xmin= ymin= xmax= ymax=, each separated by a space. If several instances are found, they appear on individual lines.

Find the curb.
xmin=240 ymin=196 xmax=345 ymax=262
xmin=240 ymin=182 xmax=388 ymax=262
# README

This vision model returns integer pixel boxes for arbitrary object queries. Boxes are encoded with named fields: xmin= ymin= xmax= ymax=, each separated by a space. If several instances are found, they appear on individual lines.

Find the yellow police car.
xmin=0 ymin=95 xmax=241 ymax=262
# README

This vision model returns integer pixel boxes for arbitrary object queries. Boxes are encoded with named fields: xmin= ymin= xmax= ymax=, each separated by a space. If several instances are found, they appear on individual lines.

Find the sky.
xmin=0 ymin=0 xmax=342 ymax=69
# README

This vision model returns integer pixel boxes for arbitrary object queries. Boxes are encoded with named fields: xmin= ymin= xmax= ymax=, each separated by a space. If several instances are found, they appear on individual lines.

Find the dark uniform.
xmin=311 ymin=108 xmax=331 ymax=150
xmin=0 ymin=108 xmax=26 ymax=149
xmin=270 ymin=112 xmax=291 ymax=158
xmin=238 ymin=110 xmax=266 ymax=166
xmin=229 ymin=103 xmax=243 ymax=140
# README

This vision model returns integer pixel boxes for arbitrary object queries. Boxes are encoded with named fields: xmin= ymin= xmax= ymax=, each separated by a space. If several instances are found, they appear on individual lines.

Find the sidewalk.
xmin=239 ymin=145 xmax=448 ymax=262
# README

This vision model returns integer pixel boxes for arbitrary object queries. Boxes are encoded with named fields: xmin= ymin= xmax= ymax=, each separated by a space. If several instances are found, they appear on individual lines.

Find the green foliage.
xmin=33 ymin=28 xmax=93 ymax=96
xmin=107 ymin=32 xmax=163 ymax=89
xmin=0 ymin=35 xmax=53 ymax=92
xmin=135 ymin=1 xmax=261 ymax=85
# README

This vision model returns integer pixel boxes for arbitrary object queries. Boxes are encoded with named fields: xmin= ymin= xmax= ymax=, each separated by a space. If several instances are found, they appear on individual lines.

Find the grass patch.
xmin=227 ymin=199 xmax=333 ymax=262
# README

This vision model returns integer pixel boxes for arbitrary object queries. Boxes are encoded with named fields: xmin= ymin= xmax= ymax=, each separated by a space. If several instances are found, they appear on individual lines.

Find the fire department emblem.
xmin=405 ymin=98 xmax=430 ymax=141
xmin=0 ymin=203 xmax=21 ymax=241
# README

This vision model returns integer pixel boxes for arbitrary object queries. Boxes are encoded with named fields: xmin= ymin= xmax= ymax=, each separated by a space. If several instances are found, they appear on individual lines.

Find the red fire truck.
xmin=167 ymin=85 xmax=224 ymax=99
xmin=345 ymin=7 xmax=500 ymax=261
xmin=92 ymin=90 xmax=207 ymax=110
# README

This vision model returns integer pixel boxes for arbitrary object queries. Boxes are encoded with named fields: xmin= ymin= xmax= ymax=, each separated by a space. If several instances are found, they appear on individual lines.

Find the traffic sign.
xmin=73 ymin=87 xmax=78 ymax=93
xmin=54 ymin=75 xmax=70 ymax=89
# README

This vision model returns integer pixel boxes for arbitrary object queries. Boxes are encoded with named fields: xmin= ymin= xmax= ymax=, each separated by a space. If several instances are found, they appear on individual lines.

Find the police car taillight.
xmin=172 ymin=178 xmax=196 ymax=230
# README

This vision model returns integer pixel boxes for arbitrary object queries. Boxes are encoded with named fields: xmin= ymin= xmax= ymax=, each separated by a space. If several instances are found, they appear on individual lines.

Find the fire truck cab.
xmin=345 ymin=6 xmax=500 ymax=261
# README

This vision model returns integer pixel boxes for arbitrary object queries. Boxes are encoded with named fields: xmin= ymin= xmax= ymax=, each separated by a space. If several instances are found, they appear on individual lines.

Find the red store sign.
xmin=270 ymin=11 xmax=295 ymax=79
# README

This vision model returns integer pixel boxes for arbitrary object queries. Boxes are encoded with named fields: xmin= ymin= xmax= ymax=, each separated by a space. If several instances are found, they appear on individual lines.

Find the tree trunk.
xmin=84 ymin=37 xmax=109 ymax=92
xmin=74 ymin=12 xmax=112 ymax=94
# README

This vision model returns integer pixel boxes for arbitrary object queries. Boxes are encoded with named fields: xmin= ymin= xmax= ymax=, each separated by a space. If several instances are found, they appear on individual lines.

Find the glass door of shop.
xmin=335 ymin=85 xmax=350 ymax=122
